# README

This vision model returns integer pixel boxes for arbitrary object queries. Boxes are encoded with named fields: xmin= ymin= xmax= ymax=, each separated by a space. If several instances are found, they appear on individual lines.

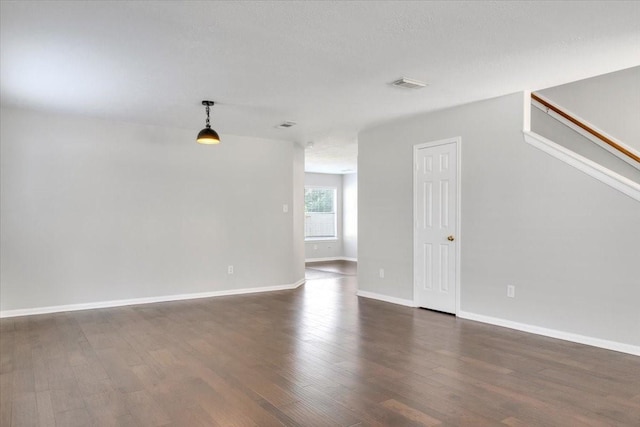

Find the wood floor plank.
xmin=35 ymin=390 xmax=56 ymax=427
xmin=187 ymin=377 xmax=261 ymax=427
xmin=0 ymin=372 xmax=13 ymax=426
xmin=12 ymin=369 xmax=35 ymax=395
xmin=279 ymin=399 xmax=342 ymax=427
xmin=196 ymin=366 xmax=288 ymax=426
xmin=1 ymin=261 xmax=639 ymax=426
xmin=50 ymin=385 xmax=87 ymax=414
xmin=160 ymin=403 xmax=223 ymax=427
xmin=83 ymin=389 xmax=130 ymax=420
xmin=390 ymin=373 xmax=505 ymax=424
xmin=380 ymin=399 xmax=442 ymax=426
xmin=501 ymin=416 xmax=526 ymax=426
xmin=0 ymin=330 xmax=14 ymax=375
xmin=125 ymin=390 xmax=171 ymax=426
xmin=11 ymin=391 xmax=37 ymax=427
xmin=54 ymin=407 xmax=92 ymax=427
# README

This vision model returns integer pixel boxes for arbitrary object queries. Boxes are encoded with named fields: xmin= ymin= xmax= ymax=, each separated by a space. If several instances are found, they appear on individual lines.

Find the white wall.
xmin=539 ymin=66 xmax=640 ymax=152
xmin=0 ymin=107 xmax=305 ymax=313
xmin=304 ymin=172 xmax=343 ymax=260
xmin=291 ymin=145 xmax=306 ymax=277
xmin=358 ymin=92 xmax=640 ymax=348
xmin=342 ymin=173 xmax=357 ymax=261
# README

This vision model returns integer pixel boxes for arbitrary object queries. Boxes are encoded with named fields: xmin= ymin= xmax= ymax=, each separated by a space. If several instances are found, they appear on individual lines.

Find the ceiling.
xmin=1 ymin=1 xmax=639 ymax=174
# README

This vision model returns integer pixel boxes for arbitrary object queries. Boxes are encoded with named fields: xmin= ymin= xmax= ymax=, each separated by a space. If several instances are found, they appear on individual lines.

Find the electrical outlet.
xmin=379 ymin=268 xmax=385 ymax=279
xmin=282 ymin=204 xmax=288 ymax=213
xmin=507 ymin=285 xmax=515 ymax=298
xmin=228 ymin=265 xmax=234 ymax=275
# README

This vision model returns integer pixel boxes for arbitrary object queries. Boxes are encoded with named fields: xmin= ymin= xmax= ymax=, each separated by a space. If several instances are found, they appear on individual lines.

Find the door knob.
xmin=447 ymin=235 xmax=455 ymax=241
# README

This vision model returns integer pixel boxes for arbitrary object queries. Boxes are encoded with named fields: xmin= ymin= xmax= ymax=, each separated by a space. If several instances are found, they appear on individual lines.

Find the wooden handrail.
xmin=531 ymin=92 xmax=640 ymax=164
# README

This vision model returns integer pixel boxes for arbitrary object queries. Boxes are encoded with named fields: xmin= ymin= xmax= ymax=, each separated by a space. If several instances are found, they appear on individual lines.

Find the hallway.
xmin=305 ymin=260 xmax=357 ymax=281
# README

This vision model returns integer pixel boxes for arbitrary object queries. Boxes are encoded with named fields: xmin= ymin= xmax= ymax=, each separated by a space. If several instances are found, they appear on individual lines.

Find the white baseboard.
xmin=356 ymin=290 xmax=416 ymax=308
xmin=457 ymin=310 xmax=640 ymax=357
xmin=306 ymin=257 xmax=357 ymax=263
xmin=353 ymin=287 xmax=640 ymax=356
xmin=0 ymin=278 xmax=306 ymax=319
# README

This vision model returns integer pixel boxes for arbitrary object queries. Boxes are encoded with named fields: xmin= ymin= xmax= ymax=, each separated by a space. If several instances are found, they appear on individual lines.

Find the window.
xmin=305 ymin=187 xmax=337 ymax=240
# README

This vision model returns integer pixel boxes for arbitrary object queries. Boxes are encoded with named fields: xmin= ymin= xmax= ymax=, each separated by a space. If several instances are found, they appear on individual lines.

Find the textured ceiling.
xmin=1 ymin=1 xmax=639 ymax=173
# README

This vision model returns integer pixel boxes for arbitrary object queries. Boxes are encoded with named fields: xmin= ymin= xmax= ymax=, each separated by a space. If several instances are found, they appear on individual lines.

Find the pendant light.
xmin=197 ymin=100 xmax=220 ymax=145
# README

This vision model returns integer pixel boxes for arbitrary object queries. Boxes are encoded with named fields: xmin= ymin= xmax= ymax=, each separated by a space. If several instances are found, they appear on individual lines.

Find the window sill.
xmin=305 ymin=238 xmax=339 ymax=242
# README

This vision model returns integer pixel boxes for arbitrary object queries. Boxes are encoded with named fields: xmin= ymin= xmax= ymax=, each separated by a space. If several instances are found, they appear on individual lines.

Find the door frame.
xmin=413 ymin=137 xmax=462 ymax=314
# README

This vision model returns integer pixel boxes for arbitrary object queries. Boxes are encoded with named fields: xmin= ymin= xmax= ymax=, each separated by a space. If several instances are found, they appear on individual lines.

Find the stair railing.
xmin=531 ymin=92 xmax=640 ymax=164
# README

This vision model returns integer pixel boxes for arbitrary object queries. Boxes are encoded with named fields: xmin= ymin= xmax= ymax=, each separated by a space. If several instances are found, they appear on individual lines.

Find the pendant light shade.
xmin=197 ymin=100 xmax=220 ymax=145
xmin=197 ymin=127 xmax=220 ymax=144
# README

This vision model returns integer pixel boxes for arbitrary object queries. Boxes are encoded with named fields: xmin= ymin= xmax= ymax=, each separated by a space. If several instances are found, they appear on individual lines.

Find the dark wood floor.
xmin=1 ymin=261 xmax=639 ymax=426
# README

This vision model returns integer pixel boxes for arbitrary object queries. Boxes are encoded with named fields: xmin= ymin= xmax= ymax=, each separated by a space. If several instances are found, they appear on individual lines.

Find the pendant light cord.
xmin=205 ymin=105 xmax=211 ymax=129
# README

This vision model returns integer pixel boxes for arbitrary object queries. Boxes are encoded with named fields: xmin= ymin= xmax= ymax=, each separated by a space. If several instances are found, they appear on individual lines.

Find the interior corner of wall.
xmin=522 ymin=90 xmax=531 ymax=133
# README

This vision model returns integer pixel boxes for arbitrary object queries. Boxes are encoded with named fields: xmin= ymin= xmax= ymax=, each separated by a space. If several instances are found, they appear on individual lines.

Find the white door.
xmin=414 ymin=139 xmax=459 ymax=313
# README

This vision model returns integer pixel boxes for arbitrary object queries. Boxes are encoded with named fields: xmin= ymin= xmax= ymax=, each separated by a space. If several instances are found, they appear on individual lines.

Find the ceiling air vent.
xmin=391 ymin=77 xmax=427 ymax=89
xmin=276 ymin=121 xmax=297 ymax=129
